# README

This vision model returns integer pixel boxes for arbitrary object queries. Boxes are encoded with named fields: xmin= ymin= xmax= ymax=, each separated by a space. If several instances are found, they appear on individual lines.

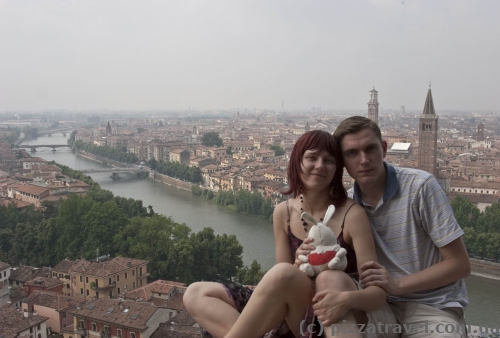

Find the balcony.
xmin=93 ymin=281 xmax=116 ymax=292
xmin=75 ymin=328 xmax=86 ymax=335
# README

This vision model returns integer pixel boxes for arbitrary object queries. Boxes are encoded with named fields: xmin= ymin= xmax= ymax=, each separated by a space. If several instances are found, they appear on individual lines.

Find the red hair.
xmin=283 ymin=130 xmax=346 ymax=207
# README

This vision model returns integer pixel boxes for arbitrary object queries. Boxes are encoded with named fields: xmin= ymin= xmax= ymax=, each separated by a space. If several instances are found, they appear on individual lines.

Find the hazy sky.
xmin=1 ymin=0 xmax=499 ymax=112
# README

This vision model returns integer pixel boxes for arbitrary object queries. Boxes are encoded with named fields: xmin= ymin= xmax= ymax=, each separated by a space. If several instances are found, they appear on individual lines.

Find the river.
xmin=23 ymin=134 xmax=500 ymax=326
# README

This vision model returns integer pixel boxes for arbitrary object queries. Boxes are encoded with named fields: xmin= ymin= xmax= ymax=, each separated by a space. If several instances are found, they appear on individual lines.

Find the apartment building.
xmin=66 ymin=298 xmax=168 ymax=338
xmin=22 ymin=290 xmax=86 ymax=334
xmin=69 ymin=256 xmax=148 ymax=300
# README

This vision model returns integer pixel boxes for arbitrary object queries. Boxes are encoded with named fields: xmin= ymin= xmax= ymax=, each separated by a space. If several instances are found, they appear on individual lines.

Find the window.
xmin=131 ymin=333 xmax=136 ymax=338
xmin=140 ymin=267 xmax=142 ymax=276
xmin=109 ymin=291 xmax=112 ymax=298
xmin=117 ymin=329 xmax=122 ymax=338
xmin=140 ymin=279 xmax=142 ymax=287
xmin=132 ymin=270 xmax=135 ymax=276
xmin=86 ymin=276 xmax=89 ymax=283
xmin=117 ymin=275 xmax=120 ymax=282
xmin=37 ymin=324 xmax=41 ymax=330
xmin=86 ymin=289 xmax=89 ymax=296
xmin=66 ymin=283 xmax=70 ymax=289
xmin=80 ymin=288 xmax=84 ymax=295
xmin=30 ymin=327 xmax=33 ymax=333
xmin=79 ymin=320 xmax=85 ymax=329
xmin=80 ymin=275 xmax=83 ymax=282
xmin=109 ymin=278 xmax=112 ymax=285
xmin=53 ymin=272 xmax=56 ymax=277
xmin=92 ymin=323 xmax=97 ymax=331
xmin=125 ymin=272 xmax=127 ymax=279
xmin=133 ymin=282 xmax=135 ymax=289
xmin=118 ymin=287 xmax=121 ymax=294
xmin=104 ymin=325 xmax=109 ymax=334
xmin=63 ymin=312 xmax=66 ymax=318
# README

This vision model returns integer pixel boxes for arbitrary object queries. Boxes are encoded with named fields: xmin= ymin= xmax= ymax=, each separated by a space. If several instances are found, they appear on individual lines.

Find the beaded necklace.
xmin=299 ymin=194 xmax=323 ymax=233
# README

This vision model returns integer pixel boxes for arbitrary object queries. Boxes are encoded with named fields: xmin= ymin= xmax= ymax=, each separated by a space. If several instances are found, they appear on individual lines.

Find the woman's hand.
xmin=294 ymin=237 xmax=315 ymax=267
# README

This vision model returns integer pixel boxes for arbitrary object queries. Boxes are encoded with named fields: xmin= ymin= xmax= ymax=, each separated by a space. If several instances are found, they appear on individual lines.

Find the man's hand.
xmin=360 ymin=261 xmax=401 ymax=295
xmin=312 ymin=289 xmax=353 ymax=326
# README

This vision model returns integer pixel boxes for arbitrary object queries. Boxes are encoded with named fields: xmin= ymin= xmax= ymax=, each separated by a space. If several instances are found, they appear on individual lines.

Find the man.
xmin=332 ymin=116 xmax=470 ymax=338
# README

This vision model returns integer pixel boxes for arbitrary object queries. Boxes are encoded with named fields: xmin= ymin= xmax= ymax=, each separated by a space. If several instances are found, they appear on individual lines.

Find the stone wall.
xmin=470 ymin=258 xmax=500 ymax=279
xmin=149 ymin=171 xmax=192 ymax=192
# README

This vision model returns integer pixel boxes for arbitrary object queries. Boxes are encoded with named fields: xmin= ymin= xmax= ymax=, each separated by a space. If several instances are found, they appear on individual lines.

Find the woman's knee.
xmin=260 ymin=263 xmax=310 ymax=291
xmin=184 ymin=282 xmax=228 ymax=311
xmin=315 ymin=270 xmax=357 ymax=291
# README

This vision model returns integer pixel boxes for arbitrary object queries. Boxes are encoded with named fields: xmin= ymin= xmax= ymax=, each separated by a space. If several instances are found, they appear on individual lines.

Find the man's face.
xmin=340 ymin=128 xmax=387 ymax=187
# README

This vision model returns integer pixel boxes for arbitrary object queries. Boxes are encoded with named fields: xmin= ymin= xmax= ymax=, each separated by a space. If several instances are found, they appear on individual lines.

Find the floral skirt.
xmin=203 ymin=279 xmax=321 ymax=338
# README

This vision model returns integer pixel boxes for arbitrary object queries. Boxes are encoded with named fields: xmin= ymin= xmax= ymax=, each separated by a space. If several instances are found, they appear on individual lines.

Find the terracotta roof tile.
xmin=71 ymin=257 xmax=148 ymax=277
xmin=0 ymin=304 xmax=49 ymax=338
xmin=70 ymin=298 xmax=158 ymax=330
xmin=23 ymin=290 xmax=86 ymax=310
xmin=124 ymin=280 xmax=185 ymax=301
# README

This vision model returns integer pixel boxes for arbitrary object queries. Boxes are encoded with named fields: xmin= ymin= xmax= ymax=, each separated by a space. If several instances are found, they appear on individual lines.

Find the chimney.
xmin=33 ymin=310 xmax=38 ymax=316
xmin=23 ymin=309 xmax=28 ymax=318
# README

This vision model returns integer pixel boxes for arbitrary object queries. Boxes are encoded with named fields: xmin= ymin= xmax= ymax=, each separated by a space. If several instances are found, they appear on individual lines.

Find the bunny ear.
xmin=301 ymin=212 xmax=317 ymax=225
xmin=322 ymin=205 xmax=336 ymax=224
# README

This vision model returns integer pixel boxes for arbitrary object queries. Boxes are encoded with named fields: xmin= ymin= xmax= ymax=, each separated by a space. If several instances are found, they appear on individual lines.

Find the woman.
xmin=184 ymin=130 xmax=386 ymax=338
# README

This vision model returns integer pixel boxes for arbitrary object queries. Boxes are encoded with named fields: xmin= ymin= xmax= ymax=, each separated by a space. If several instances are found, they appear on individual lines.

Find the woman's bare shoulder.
xmin=274 ymin=200 xmax=288 ymax=215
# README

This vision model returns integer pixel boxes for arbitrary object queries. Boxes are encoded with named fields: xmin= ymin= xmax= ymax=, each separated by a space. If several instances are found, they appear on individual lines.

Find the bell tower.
xmin=418 ymin=85 xmax=438 ymax=177
xmin=367 ymin=87 xmax=379 ymax=125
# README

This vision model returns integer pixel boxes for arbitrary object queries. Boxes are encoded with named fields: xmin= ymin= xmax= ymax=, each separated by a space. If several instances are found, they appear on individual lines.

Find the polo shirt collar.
xmin=352 ymin=162 xmax=398 ymax=204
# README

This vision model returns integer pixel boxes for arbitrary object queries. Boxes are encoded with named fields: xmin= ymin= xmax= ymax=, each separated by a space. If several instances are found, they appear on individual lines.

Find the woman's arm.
xmin=343 ymin=204 xmax=386 ymax=312
xmin=273 ymin=202 xmax=294 ymax=264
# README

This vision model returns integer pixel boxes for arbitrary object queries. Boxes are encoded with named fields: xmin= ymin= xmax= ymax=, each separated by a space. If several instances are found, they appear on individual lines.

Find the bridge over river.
xmin=18 ymin=144 xmax=71 ymax=152
xmin=80 ymin=168 xmax=147 ymax=173
xmin=81 ymin=167 xmax=148 ymax=179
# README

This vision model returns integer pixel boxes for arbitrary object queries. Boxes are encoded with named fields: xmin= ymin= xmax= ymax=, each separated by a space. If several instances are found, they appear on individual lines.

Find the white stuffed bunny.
xmin=298 ymin=205 xmax=348 ymax=277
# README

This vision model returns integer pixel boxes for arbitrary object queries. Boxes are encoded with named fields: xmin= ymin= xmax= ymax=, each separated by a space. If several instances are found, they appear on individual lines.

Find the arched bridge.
xmin=80 ymin=168 xmax=147 ymax=173
xmin=18 ymin=144 xmax=72 ymax=152
xmin=80 ymin=167 xmax=148 ymax=180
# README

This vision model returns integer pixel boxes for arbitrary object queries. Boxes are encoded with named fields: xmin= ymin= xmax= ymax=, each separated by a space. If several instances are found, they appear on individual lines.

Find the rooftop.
xmin=71 ymin=257 xmax=148 ymax=277
xmin=71 ymin=298 xmax=158 ymax=330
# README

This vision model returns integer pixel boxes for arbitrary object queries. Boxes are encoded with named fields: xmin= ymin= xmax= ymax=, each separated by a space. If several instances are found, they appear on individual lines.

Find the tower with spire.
xmin=367 ymin=87 xmax=379 ymax=125
xmin=418 ymin=85 xmax=439 ymax=177
xmin=106 ymin=121 xmax=112 ymax=136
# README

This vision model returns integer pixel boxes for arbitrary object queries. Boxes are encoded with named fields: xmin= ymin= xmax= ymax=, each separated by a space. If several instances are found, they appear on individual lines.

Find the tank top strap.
xmin=341 ymin=203 xmax=357 ymax=230
xmin=286 ymin=199 xmax=290 ymax=223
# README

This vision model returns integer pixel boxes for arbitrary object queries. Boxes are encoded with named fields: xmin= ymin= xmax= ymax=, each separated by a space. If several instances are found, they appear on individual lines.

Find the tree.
xmin=236 ymin=260 xmax=265 ymax=285
xmin=269 ymin=145 xmax=285 ymax=156
xmin=226 ymin=146 xmax=233 ymax=155
xmin=478 ymin=203 xmax=500 ymax=233
xmin=450 ymin=195 xmax=480 ymax=229
xmin=201 ymin=132 xmax=223 ymax=147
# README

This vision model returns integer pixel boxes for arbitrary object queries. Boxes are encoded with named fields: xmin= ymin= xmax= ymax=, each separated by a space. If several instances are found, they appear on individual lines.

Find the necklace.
xmin=299 ymin=194 xmax=323 ymax=233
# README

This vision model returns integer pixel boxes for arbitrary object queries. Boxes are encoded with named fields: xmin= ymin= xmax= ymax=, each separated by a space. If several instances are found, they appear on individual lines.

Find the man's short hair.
xmin=333 ymin=116 xmax=383 ymax=146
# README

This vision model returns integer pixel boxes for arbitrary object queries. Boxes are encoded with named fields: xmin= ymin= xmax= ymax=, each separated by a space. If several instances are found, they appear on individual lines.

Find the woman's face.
xmin=300 ymin=149 xmax=336 ymax=193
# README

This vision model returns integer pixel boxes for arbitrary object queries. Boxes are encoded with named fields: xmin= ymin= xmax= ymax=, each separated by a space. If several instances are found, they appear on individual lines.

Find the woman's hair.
xmin=282 ymin=130 xmax=346 ymax=207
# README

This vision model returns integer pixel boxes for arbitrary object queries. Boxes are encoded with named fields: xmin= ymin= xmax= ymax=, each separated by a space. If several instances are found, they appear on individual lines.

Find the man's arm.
xmin=360 ymin=237 xmax=470 ymax=295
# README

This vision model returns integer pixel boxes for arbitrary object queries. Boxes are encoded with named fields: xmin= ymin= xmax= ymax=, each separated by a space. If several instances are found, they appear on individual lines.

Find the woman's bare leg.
xmin=225 ymin=263 xmax=312 ymax=338
xmin=184 ymin=282 xmax=239 ymax=338
xmin=315 ymin=270 xmax=366 ymax=338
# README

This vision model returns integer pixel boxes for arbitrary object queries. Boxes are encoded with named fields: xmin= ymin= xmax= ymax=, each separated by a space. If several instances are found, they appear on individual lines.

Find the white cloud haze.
xmin=0 ymin=0 xmax=499 ymax=111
